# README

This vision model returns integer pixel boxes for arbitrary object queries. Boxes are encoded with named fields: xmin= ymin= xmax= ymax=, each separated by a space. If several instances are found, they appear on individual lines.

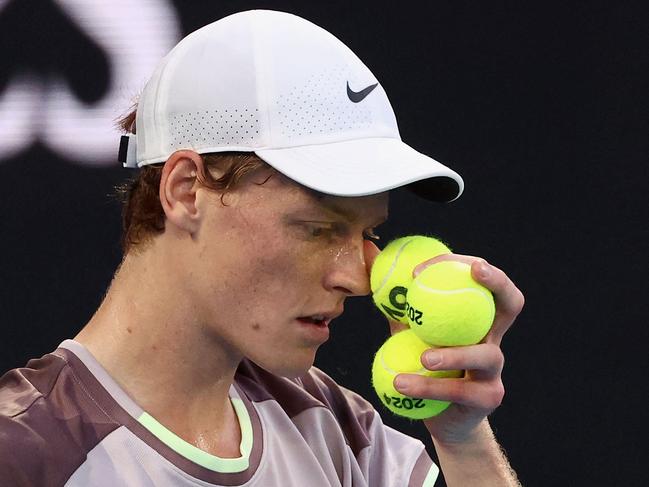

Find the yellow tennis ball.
xmin=371 ymin=236 xmax=451 ymax=324
xmin=371 ymin=329 xmax=462 ymax=419
xmin=406 ymin=261 xmax=495 ymax=346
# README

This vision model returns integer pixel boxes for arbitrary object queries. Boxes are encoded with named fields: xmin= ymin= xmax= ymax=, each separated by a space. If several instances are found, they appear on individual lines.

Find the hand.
xmin=364 ymin=241 xmax=525 ymax=445
xmin=410 ymin=253 xmax=524 ymax=444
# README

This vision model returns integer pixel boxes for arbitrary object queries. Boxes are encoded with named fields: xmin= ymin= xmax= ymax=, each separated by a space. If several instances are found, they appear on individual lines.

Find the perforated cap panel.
xmin=169 ymin=109 xmax=261 ymax=148
xmin=276 ymin=66 xmax=373 ymax=139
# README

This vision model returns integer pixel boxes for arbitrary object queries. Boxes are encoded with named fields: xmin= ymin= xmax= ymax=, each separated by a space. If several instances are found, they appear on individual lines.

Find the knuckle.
xmin=493 ymin=346 xmax=505 ymax=370
xmin=474 ymin=257 xmax=489 ymax=267
xmin=489 ymin=381 xmax=505 ymax=408
xmin=446 ymin=381 xmax=467 ymax=403
xmin=496 ymin=286 xmax=525 ymax=318
xmin=477 ymin=381 xmax=505 ymax=410
xmin=512 ymin=288 xmax=525 ymax=314
xmin=483 ymin=343 xmax=504 ymax=369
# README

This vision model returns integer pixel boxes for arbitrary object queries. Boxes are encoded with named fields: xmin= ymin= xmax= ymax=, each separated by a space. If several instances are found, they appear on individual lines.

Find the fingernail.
xmin=479 ymin=262 xmax=491 ymax=280
xmin=423 ymin=351 xmax=442 ymax=368
xmin=394 ymin=376 xmax=409 ymax=391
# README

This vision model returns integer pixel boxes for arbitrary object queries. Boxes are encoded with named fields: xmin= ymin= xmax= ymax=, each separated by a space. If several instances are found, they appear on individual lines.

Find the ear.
xmin=159 ymin=150 xmax=206 ymax=235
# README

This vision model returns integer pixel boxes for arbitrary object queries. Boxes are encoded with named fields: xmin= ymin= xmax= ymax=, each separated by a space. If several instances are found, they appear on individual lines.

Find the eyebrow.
xmin=302 ymin=187 xmax=388 ymax=225
xmin=320 ymin=200 xmax=388 ymax=227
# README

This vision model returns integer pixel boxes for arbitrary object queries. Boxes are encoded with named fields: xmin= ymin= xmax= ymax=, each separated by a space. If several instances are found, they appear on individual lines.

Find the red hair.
xmin=114 ymin=105 xmax=273 ymax=254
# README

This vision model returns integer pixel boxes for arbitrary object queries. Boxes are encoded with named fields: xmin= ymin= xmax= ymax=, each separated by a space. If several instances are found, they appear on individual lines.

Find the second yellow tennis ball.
xmin=372 ymin=329 xmax=462 ymax=419
xmin=370 ymin=236 xmax=451 ymax=324
xmin=406 ymin=261 xmax=495 ymax=346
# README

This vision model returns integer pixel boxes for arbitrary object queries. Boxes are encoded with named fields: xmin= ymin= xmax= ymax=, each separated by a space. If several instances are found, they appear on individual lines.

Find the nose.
xmin=323 ymin=240 xmax=371 ymax=297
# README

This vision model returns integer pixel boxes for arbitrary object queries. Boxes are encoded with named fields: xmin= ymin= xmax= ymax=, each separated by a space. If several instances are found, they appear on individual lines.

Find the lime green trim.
xmin=136 ymin=396 xmax=252 ymax=473
xmin=422 ymin=462 xmax=440 ymax=487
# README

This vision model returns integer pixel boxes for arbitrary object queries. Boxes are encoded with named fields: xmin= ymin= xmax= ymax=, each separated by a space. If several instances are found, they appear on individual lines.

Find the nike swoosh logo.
xmin=346 ymin=81 xmax=378 ymax=103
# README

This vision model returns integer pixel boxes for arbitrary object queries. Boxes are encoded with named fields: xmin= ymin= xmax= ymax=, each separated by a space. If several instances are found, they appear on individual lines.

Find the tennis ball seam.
xmin=379 ymin=351 xmax=428 ymax=376
xmin=411 ymin=280 xmax=493 ymax=302
xmin=373 ymin=238 xmax=415 ymax=295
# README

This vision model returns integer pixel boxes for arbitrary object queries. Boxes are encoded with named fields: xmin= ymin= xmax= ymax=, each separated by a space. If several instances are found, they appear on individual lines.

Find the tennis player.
xmin=0 ymin=10 xmax=524 ymax=486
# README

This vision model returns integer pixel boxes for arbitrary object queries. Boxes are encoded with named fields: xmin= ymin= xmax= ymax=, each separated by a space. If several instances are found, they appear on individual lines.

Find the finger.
xmin=412 ymin=252 xmax=479 ymax=278
xmin=419 ymin=343 xmax=504 ymax=380
xmin=393 ymin=374 xmax=505 ymax=411
xmin=470 ymin=260 xmax=525 ymax=321
xmin=471 ymin=260 xmax=525 ymax=344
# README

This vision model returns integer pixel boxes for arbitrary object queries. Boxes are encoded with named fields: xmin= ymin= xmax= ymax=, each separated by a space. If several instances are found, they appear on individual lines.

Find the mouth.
xmin=295 ymin=306 xmax=343 ymax=339
xmin=296 ymin=314 xmax=334 ymax=343
xmin=296 ymin=315 xmax=331 ymax=327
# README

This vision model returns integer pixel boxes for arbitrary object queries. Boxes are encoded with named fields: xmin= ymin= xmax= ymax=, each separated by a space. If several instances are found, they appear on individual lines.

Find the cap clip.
xmin=118 ymin=134 xmax=138 ymax=168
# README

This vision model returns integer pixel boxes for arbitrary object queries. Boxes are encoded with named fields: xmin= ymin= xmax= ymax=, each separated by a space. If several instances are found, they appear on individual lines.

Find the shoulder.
xmin=0 ymin=352 xmax=67 ymax=418
xmin=0 ymin=349 xmax=119 ymax=486
xmin=0 ymin=352 xmax=69 ymax=484
xmin=0 ymin=412 xmax=48 ymax=485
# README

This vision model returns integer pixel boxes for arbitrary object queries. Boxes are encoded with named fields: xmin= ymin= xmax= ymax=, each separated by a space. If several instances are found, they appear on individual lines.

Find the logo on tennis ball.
xmin=370 ymin=236 xmax=451 ymax=325
xmin=404 ymin=302 xmax=423 ymax=325
xmin=382 ymin=393 xmax=427 ymax=411
xmin=372 ymin=329 xmax=462 ymax=419
xmin=379 ymin=285 xmax=408 ymax=321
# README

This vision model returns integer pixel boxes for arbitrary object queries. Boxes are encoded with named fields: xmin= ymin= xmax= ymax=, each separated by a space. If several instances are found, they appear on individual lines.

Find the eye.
xmin=304 ymin=222 xmax=336 ymax=238
xmin=311 ymin=226 xmax=326 ymax=237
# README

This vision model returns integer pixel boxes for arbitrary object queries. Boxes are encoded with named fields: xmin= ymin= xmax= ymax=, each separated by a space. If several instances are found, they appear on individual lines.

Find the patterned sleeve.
xmin=299 ymin=366 xmax=439 ymax=486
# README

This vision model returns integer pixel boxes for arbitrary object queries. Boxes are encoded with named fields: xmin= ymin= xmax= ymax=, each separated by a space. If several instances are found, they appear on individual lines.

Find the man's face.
xmin=188 ymin=168 xmax=388 ymax=377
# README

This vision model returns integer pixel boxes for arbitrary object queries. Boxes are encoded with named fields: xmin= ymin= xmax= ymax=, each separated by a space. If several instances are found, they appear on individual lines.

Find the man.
xmin=0 ymin=10 xmax=524 ymax=486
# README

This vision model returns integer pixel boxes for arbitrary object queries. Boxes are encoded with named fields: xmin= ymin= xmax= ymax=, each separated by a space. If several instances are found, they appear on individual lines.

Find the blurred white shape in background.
xmin=0 ymin=0 xmax=180 ymax=166
xmin=0 ymin=74 xmax=40 ymax=159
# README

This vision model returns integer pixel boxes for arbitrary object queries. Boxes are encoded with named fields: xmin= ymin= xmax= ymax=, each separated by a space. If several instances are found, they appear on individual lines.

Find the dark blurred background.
xmin=1 ymin=1 xmax=647 ymax=485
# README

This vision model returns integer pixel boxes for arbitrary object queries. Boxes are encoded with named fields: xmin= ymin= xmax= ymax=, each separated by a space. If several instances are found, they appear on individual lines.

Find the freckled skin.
xmin=185 ymin=169 xmax=388 ymax=378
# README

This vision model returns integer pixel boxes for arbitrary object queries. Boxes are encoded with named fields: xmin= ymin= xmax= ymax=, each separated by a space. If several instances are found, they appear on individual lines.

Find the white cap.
xmin=118 ymin=9 xmax=464 ymax=202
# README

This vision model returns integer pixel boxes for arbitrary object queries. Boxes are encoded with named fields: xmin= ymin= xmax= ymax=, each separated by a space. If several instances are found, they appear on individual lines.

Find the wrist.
xmin=430 ymin=420 xmax=521 ymax=486
xmin=430 ymin=418 xmax=494 ymax=454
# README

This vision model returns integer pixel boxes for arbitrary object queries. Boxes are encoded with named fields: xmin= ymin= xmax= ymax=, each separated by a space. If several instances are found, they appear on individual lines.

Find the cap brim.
xmin=255 ymin=137 xmax=464 ymax=202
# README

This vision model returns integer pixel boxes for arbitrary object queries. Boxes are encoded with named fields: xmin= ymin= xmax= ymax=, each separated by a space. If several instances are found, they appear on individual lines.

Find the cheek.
xmin=212 ymin=240 xmax=314 ymax=319
xmin=196 ymin=210 xmax=330 ymax=331
xmin=243 ymin=244 xmax=318 ymax=304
